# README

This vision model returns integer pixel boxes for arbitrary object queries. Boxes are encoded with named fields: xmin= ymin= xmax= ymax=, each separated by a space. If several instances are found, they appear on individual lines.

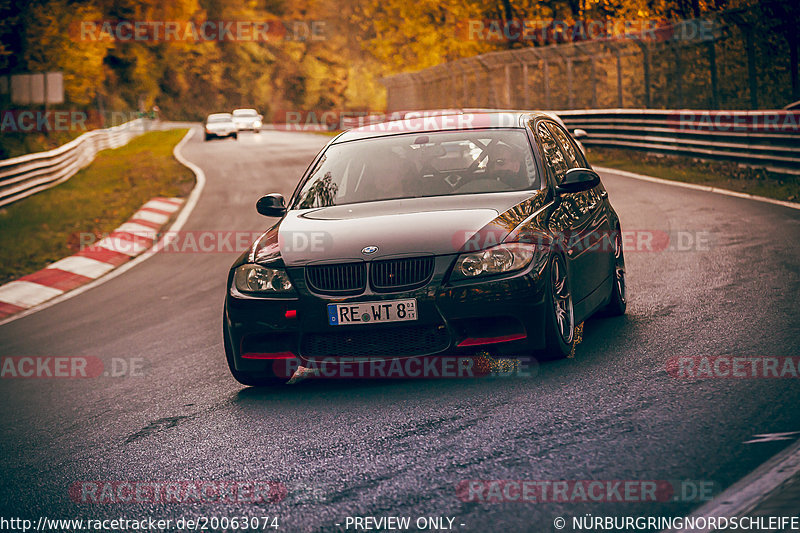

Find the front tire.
xmin=542 ymin=254 xmax=575 ymax=360
xmin=223 ymin=314 xmax=287 ymax=387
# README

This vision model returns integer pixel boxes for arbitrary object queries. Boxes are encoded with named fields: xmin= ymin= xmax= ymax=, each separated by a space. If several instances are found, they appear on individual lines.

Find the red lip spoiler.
xmin=457 ymin=333 xmax=527 ymax=347
xmin=241 ymin=351 xmax=296 ymax=360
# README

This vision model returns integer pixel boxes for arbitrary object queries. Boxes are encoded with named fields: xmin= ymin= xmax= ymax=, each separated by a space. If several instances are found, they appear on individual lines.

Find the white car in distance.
xmin=232 ymin=108 xmax=263 ymax=133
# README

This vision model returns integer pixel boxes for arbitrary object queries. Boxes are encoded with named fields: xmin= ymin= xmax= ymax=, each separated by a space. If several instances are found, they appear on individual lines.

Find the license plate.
xmin=328 ymin=299 xmax=417 ymax=326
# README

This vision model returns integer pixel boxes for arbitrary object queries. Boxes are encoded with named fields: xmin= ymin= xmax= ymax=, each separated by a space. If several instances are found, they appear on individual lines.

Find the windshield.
xmin=207 ymin=114 xmax=232 ymax=123
xmin=292 ymin=129 xmax=539 ymax=209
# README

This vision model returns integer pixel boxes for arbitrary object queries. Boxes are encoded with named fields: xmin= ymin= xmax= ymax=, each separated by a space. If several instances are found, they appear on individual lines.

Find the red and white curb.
xmin=0 ymin=197 xmax=184 ymax=319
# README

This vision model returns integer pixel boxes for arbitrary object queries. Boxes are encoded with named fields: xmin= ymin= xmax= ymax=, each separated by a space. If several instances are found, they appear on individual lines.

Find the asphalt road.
xmin=1 ymin=129 xmax=800 ymax=532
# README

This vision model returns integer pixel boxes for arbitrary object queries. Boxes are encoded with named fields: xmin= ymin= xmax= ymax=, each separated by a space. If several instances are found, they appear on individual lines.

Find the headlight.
xmin=450 ymin=243 xmax=537 ymax=281
xmin=233 ymin=264 xmax=295 ymax=294
xmin=253 ymin=120 xmax=262 ymax=128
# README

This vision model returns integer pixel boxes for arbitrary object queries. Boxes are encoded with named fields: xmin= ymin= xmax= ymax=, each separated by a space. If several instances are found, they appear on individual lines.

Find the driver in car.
xmin=486 ymin=143 xmax=529 ymax=189
xmin=368 ymin=151 xmax=415 ymax=200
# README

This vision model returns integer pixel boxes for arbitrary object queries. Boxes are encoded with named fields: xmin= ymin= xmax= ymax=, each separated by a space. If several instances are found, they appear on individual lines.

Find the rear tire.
xmin=223 ymin=314 xmax=288 ymax=387
xmin=602 ymin=227 xmax=627 ymax=316
xmin=542 ymin=254 xmax=575 ymax=360
xmin=204 ymin=133 xmax=210 ymax=141
xmin=231 ymin=133 xmax=238 ymax=140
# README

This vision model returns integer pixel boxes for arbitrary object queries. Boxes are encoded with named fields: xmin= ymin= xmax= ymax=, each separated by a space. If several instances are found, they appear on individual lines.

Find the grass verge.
xmin=586 ymin=147 xmax=800 ymax=203
xmin=310 ymin=130 xmax=342 ymax=137
xmin=0 ymin=128 xmax=193 ymax=284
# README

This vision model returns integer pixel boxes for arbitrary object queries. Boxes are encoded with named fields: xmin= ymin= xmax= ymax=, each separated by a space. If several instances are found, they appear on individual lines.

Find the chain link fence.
xmin=381 ymin=3 xmax=799 ymax=112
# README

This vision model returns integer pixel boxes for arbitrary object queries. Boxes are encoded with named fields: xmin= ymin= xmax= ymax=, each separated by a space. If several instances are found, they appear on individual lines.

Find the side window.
xmin=536 ymin=122 xmax=568 ymax=184
xmin=547 ymin=122 xmax=586 ymax=169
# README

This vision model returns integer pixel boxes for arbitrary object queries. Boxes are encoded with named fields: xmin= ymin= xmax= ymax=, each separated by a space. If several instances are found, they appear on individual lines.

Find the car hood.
xmin=253 ymin=190 xmax=548 ymax=267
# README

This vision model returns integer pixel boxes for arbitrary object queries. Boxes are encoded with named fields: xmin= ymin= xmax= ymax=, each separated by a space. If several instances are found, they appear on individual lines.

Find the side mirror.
xmin=256 ymin=193 xmax=287 ymax=217
xmin=556 ymin=168 xmax=600 ymax=194
xmin=572 ymin=128 xmax=587 ymax=139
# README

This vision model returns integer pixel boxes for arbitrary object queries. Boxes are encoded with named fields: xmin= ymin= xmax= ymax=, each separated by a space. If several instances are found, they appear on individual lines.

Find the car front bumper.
xmin=206 ymin=128 xmax=236 ymax=136
xmin=224 ymin=255 xmax=551 ymax=374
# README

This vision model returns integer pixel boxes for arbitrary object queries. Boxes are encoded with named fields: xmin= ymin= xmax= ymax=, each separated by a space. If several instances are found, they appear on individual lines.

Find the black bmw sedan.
xmin=223 ymin=112 xmax=626 ymax=386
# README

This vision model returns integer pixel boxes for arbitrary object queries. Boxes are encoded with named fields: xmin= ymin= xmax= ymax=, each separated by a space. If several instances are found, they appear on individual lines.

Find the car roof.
xmin=232 ymin=108 xmax=258 ymax=114
xmin=207 ymin=113 xmax=233 ymax=119
xmin=331 ymin=111 xmax=555 ymax=144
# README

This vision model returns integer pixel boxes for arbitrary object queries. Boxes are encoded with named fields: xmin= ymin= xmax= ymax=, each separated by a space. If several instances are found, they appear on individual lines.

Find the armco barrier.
xmin=0 ymin=119 xmax=154 ymax=207
xmin=555 ymin=109 xmax=800 ymax=176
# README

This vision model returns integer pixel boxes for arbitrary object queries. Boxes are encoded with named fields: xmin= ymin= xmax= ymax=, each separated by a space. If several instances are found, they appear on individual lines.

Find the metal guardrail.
xmin=555 ymin=109 xmax=800 ymax=176
xmin=332 ymin=107 xmax=800 ymax=176
xmin=0 ymin=119 xmax=153 ymax=207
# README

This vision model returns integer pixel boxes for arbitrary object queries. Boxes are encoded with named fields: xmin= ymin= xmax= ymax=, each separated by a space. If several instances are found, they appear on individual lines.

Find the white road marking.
xmin=0 ymin=281 xmax=64 ymax=308
xmin=115 ymin=222 xmax=159 ymax=236
xmin=743 ymin=431 xmax=800 ymax=444
xmin=47 ymin=256 xmax=116 ymax=279
xmin=97 ymin=235 xmax=151 ymax=256
xmin=144 ymin=199 xmax=181 ymax=213
xmin=133 ymin=209 xmax=170 ymax=224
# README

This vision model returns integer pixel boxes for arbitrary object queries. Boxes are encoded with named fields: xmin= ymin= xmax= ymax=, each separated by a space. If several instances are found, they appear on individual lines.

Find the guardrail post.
xmin=617 ymin=53 xmax=623 ymax=107
xmin=504 ymin=64 xmax=512 ymax=107
xmin=443 ymin=68 xmax=452 ymax=109
xmin=707 ymin=40 xmax=719 ymax=109
xmin=669 ymin=42 xmax=684 ymax=108
xmin=604 ymin=41 xmax=624 ymax=107
xmin=726 ymin=12 xmax=759 ymax=109
xmin=739 ymin=21 xmax=759 ymax=109
xmin=567 ymin=59 xmax=574 ymax=108
xmin=743 ymin=27 xmax=758 ymax=109
xmin=791 ymin=34 xmax=799 ymax=101
xmin=543 ymin=59 xmax=551 ymax=109
xmin=522 ymin=63 xmax=529 ymax=109
xmin=633 ymin=40 xmax=651 ymax=108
